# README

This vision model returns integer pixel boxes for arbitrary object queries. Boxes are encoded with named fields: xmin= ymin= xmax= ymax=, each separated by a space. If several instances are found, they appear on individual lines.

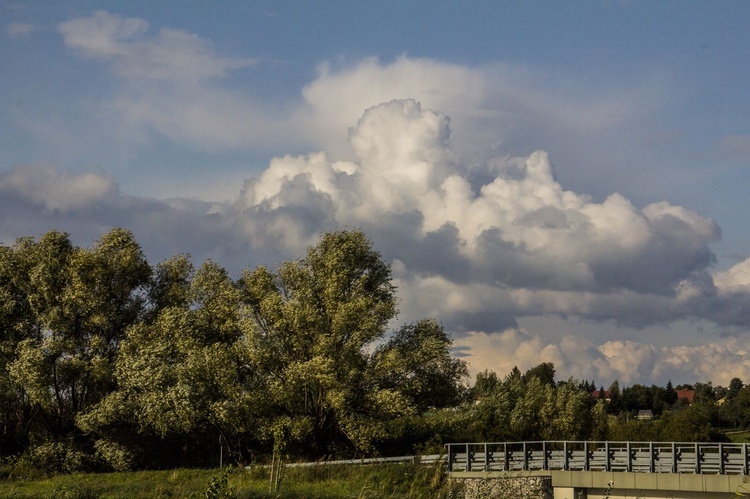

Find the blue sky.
xmin=2 ymin=1 xmax=750 ymax=386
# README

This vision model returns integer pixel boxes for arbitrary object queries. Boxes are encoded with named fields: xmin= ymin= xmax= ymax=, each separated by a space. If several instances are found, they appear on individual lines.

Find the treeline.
xmin=458 ymin=365 xmax=741 ymax=446
xmin=2 ymin=228 xmax=749 ymax=477
xmin=0 ymin=228 xmax=467 ymax=473
xmin=597 ymin=377 xmax=750 ymax=437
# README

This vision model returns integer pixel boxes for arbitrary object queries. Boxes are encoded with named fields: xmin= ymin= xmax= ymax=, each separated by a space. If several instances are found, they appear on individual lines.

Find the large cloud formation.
xmin=237 ymin=99 xmax=744 ymax=328
xmin=2 ymin=99 xmax=750 ymax=385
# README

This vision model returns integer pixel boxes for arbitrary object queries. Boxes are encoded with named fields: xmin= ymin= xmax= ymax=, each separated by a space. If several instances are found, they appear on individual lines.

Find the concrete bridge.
xmin=445 ymin=441 xmax=750 ymax=498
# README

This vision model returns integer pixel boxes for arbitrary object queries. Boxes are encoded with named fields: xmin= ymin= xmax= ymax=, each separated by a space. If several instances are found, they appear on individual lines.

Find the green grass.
xmin=726 ymin=430 xmax=750 ymax=444
xmin=0 ymin=463 xmax=460 ymax=498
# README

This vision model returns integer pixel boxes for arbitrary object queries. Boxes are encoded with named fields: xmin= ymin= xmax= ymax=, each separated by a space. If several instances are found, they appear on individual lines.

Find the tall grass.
xmin=0 ymin=462 xmax=461 ymax=498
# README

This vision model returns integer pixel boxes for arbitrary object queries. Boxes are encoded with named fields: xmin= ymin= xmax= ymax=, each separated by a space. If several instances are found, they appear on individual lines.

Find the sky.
xmin=2 ymin=1 xmax=750 ymax=387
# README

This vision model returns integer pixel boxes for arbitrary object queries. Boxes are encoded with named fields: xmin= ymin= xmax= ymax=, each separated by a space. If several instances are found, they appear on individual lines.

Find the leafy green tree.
xmin=471 ymin=370 xmax=500 ymax=400
xmin=727 ymin=377 xmax=744 ymax=400
xmin=590 ymin=400 xmax=609 ymax=440
xmin=79 ymin=260 xmax=263 ymax=469
xmin=470 ymin=372 xmax=521 ymax=441
xmin=9 ymin=230 xmax=149 ymax=438
xmin=720 ymin=386 xmax=750 ymax=429
xmin=693 ymin=381 xmax=715 ymax=404
xmin=371 ymin=319 xmax=468 ymax=412
xmin=238 ymin=230 xmax=404 ymax=455
xmin=659 ymin=405 xmax=715 ymax=442
xmin=510 ymin=376 xmax=551 ymax=440
xmin=664 ymin=380 xmax=678 ymax=407
xmin=524 ymin=362 xmax=556 ymax=386
xmin=0 ymin=240 xmax=37 ymax=455
xmin=147 ymin=254 xmax=194 ymax=314
xmin=607 ymin=380 xmax=622 ymax=414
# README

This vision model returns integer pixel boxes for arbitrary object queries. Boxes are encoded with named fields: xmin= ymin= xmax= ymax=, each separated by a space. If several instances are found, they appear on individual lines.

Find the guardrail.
xmin=278 ymin=454 xmax=444 ymax=467
xmin=445 ymin=441 xmax=750 ymax=475
xmin=246 ymin=454 xmax=445 ymax=469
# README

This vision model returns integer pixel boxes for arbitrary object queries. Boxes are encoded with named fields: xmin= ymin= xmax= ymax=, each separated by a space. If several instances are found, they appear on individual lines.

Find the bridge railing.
xmin=445 ymin=441 xmax=750 ymax=475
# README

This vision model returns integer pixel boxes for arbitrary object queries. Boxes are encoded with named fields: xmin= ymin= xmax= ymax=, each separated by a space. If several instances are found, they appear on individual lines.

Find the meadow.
xmin=0 ymin=462 xmax=460 ymax=498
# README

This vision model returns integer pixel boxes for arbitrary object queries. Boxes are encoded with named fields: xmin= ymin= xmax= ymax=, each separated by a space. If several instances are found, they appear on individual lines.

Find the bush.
xmin=94 ymin=438 xmax=136 ymax=472
xmin=12 ymin=441 xmax=94 ymax=478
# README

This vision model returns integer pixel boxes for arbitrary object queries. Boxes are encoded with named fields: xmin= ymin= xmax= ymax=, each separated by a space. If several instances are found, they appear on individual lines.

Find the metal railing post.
xmin=627 ymin=441 xmax=632 ymax=472
xmin=484 ymin=443 xmax=489 ymax=471
xmin=745 ymin=443 xmax=749 ymax=476
xmin=649 ymin=442 xmax=655 ymax=473
xmin=564 ymin=441 xmax=569 ymax=471
xmin=504 ymin=443 xmax=509 ymax=471
xmin=466 ymin=443 xmax=471 ymax=472
xmin=605 ymin=441 xmax=610 ymax=472
xmin=446 ymin=444 xmax=453 ymax=472
xmin=523 ymin=442 xmax=528 ymax=470
xmin=695 ymin=443 xmax=700 ymax=474
xmin=672 ymin=442 xmax=677 ymax=474
xmin=719 ymin=443 xmax=724 ymax=475
xmin=584 ymin=441 xmax=590 ymax=471
xmin=543 ymin=441 xmax=548 ymax=471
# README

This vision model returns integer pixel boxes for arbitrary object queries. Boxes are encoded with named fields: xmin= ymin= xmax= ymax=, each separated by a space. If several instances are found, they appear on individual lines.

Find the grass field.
xmin=726 ymin=430 xmax=750 ymax=444
xmin=0 ymin=462 xmax=460 ymax=498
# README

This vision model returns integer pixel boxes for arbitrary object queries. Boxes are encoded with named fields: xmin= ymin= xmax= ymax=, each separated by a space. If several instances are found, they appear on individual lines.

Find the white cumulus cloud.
xmin=3 ymin=93 xmax=749 ymax=386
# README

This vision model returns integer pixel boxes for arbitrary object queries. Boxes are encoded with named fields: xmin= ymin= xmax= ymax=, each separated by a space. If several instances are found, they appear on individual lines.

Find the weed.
xmin=198 ymin=465 xmax=236 ymax=499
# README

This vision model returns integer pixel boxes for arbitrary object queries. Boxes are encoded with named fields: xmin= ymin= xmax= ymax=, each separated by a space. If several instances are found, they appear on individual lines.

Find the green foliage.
xmin=201 ymin=465 xmax=235 ymax=499
xmin=234 ymin=229 xmax=467 ymax=456
xmin=524 ymin=362 xmax=556 ymax=386
xmin=2 ymin=226 xmax=742 ymax=475
xmin=470 ymin=370 xmax=499 ymax=400
xmin=371 ymin=319 xmax=469 ymax=413
xmin=464 ymin=365 xmax=603 ymax=442
xmin=721 ymin=386 xmax=750 ymax=429
xmin=12 ymin=441 xmax=94 ymax=478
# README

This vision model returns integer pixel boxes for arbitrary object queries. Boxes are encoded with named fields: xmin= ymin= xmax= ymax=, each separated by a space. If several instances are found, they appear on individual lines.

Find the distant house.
xmin=676 ymin=389 xmax=695 ymax=405
xmin=637 ymin=410 xmax=654 ymax=420
xmin=591 ymin=390 xmax=611 ymax=402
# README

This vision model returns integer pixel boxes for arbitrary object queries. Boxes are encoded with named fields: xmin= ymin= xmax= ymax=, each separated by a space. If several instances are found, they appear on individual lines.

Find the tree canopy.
xmin=0 ymin=228 xmax=469 ymax=471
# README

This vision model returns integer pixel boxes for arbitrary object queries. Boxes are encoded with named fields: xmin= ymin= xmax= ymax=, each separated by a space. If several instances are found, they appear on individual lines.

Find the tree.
xmin=720 ymin=386 xmax=750 ymax=429
xmin=607 ymin=380 xmax=622 ymax=414
xmin=621 ymin=384 xmax=653 ymax=415
xmin=728 ymin=378 xmax=744 ymax=400
xmin=0 ymin=240 xmax=38 ymax=455
xmin=4 ymin=229 xmax=150 ymax=470
xmin=659 ymin=405 xmax=714 ymax=442
xmin=693 ymin=382 xmax=715 ymax=404
xmin=664 ymin=380 xmax=678 ymax=407
xmin=9 ymin=229 xmax=150 ymax=427
xmin=510 ymin=376 xmax=550 ymax=440
xmin=540 ymin=379 xmax=594 ymax=440
xmin=79 ymin=259 xmax=264 ymax=469
xmin=370 ymin=319 xmax=468 ymax=412
xmin=524 ymin=362 xmax=556 ymax=386
xmin=238 ymin=230 xmax=404 ymax=455
xmin=471 ymin=370 xmax=500 ymax=400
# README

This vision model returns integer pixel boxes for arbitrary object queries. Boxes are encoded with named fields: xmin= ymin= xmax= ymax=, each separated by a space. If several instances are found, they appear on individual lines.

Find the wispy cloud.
xmin=6 ymin=22 xmax=33 ymax=39
xmin=720 ymin=135 xmax=750 ymax=161
xmin=59 ymin=11 xmax=255 ymax=81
